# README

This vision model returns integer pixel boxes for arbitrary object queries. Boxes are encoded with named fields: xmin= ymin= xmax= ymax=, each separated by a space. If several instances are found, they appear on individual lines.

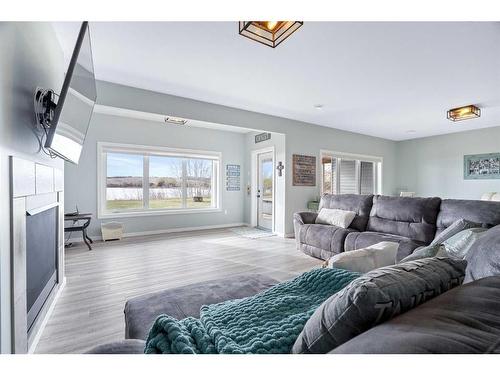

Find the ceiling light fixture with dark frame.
xmin=238 ymin=21 xmax=303 ymax=48
xmin=447 ymin=105 xmax=481 ymax=122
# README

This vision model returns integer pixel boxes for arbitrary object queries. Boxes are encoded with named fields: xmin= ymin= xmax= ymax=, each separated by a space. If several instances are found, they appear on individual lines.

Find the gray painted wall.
xmin=95 ymin=81 xmax=399 ymax=235
xmin=396 ymin=126 xmax=500 ymax=199
xmin=64 ymin=113 xmax=247 ymax=238
xmin=0 ymin=23 xmax=64 ymax=353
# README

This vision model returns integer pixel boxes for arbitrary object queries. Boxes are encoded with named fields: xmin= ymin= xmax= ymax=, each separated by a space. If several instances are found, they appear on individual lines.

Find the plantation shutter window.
xmin=339 ymin=159 xmax=357 ymax=194
xmin=320 ymin=151 xmax=382 ymax=195
xmin=360 ymin=161 xmax=375 ymax=195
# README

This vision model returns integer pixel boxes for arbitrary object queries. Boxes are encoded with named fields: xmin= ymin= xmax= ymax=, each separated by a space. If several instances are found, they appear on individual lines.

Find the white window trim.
xmin=97 ymin=142 xmax=222 ymax=219
xmin=319 ymin=149 xmax=383 ymax=195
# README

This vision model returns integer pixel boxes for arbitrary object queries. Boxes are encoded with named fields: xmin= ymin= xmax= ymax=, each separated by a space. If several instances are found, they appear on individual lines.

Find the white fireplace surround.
xmin=10 ymin=157 xmax=65 ymax=354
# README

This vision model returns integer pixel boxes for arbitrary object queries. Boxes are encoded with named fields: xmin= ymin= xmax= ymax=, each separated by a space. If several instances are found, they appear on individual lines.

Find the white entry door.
xmin=257 ymin=151 xmax=274 ymax=231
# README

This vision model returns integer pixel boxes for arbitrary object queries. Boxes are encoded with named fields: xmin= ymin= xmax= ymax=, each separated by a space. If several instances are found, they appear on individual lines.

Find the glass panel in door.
xmin=257 ymin=151 xmax=273 ymax=231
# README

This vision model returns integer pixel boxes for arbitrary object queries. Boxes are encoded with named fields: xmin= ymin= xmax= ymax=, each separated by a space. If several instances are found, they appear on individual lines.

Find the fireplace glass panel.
xmin=26 ymin=206 xmax=58 ymax=331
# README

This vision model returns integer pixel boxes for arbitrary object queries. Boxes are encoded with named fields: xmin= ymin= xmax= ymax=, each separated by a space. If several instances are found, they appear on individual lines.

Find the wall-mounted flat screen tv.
xmin=45 ymin=21 xmax=96 ymax=164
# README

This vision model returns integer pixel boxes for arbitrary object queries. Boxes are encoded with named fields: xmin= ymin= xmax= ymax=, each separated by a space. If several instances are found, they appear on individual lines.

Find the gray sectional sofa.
xmin=90 ymin=257 xmax=500 ymax=354
xmin=88 ymin=195 xmax=500 ymax=354
xmin=294 ymin=194 xmax=500 ymax=261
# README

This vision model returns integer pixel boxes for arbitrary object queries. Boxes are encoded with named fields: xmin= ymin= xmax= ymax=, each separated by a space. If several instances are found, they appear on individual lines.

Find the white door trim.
xmin=251 ymin=146 xmax=275 ymax=232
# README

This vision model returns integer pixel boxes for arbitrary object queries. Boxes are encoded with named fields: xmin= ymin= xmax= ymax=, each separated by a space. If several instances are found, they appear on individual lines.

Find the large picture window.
xmin=98 ymin=143 xmax=220 ymax=218
xmin=321 ymin=151 xmax=382 ymax=195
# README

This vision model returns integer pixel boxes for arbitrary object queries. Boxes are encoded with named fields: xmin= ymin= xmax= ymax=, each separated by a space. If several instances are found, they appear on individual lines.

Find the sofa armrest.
xmin=294 ymin=211 xmax=318 ymax=225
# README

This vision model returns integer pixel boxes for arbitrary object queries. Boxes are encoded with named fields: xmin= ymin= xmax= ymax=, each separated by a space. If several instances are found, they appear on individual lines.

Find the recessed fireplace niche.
xmin=26 ymin=206 xmax=58 ymax=332
xmin=10 ymin=157 xmax=64 ymax=354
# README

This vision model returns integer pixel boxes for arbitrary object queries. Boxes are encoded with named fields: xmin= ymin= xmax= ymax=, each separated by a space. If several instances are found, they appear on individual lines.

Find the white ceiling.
xmin=52 ymin=22 xmax=500 ymax=141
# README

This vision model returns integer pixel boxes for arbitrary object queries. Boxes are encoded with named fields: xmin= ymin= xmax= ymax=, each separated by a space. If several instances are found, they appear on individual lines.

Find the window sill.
xmin=98 ymin=208 xmax=223 ymax=219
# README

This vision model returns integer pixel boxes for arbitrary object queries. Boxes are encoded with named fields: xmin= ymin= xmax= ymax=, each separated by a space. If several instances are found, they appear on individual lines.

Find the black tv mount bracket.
xmin=33 ymin=87 xmax=60 ymax=158
xmin=34 ymin=87 xmax=58 ymax=130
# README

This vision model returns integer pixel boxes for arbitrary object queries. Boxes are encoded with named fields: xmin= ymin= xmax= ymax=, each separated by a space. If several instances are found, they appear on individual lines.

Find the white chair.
xmin=101 ymin=221 xmax=124 ymax=241
xmin=400 ymin=191 xmax=416 ymax=198
xmin=481 ymin=192 xmax=500 ymax=202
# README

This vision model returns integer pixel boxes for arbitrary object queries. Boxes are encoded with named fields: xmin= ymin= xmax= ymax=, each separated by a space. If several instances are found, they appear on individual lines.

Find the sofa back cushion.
xmin=367 ymin=196 xmax=441 ymax=244
xmin=319 ymin=194 xmax=373 ymax=231
xmin=436 ymin=199 xmax=500 ymax=236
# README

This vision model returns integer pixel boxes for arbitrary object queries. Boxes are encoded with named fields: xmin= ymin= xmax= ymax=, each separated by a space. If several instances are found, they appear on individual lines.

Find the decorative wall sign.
xmin=293 ymin=154 xmax=316 ymax=186
xmin=464 ymin=153 xmax=500 ymax=180
xmin=255 ymin=132 xmax=271 ymax=143
xmin=226 ymin=164 xmax=241 ymax=191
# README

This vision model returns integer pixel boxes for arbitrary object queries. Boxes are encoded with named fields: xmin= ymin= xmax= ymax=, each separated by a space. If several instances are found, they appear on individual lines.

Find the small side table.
xmin=64 ymin=213 xmax=93 ymax=250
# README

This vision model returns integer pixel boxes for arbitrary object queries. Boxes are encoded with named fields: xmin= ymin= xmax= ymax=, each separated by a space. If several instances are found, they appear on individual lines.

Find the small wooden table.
xmin=64 ymin=213 xmax=93 ymax=250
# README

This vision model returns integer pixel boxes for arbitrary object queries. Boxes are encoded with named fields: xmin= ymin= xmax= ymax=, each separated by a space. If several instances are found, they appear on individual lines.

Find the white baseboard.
xmin=67 ymin=222 xmax=249 ymax=244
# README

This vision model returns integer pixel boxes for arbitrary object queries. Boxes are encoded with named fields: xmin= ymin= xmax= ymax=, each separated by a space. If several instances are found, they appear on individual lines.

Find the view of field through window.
xmin=106 ymin=153 xmax=144 ymax=210
xmin=106 ymin=152 xmax=214 ymax=211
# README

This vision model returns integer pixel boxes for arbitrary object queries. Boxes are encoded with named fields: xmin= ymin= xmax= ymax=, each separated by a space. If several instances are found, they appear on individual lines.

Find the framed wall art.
xmin=293 ymin=154 xmax=316 ymax=186
xmin=464 ymin=153 xmax=500 ymax=180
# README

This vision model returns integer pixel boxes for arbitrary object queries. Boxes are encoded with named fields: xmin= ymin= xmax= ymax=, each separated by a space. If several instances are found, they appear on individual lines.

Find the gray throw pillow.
xmin=399 ymin=227 xmax=488 ymax=263
xmin=442 ymin=228 xmax=488 ymax=259
xmin=398 ymin=243 xmax=442 ymax=263
xmin=431 ymin=219 xmax=482 ymax=246
xmin=291 ymin=257 xmax=466 ymax=354
xmin=464 ymin=224 xmax=500 ymax=283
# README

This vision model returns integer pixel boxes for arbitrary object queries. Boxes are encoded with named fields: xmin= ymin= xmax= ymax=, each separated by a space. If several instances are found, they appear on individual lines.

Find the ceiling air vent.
xmin=164 ymin=116 xmax=188 ymax=125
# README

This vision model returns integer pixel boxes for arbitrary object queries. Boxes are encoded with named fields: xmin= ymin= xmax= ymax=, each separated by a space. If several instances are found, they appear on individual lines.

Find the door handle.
xmin=257 ymin=189 xmax=261 ymax=198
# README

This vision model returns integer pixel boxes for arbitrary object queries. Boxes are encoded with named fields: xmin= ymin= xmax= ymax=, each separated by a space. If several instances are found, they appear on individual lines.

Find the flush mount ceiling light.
xmin=164 ymin=116 xmax=188 ymax=125
xmin=447 ymin=105 xmax=481 ymax=122
xmin=238 ymin=21 xmax=303 ymax=48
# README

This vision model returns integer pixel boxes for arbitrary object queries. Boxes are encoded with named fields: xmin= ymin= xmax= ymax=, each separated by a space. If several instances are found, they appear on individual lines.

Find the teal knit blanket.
xmin=144 ymin=268 xmax=359 ymax=354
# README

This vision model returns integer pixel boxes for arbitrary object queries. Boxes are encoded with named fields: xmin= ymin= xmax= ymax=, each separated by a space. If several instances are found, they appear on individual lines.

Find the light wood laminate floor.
xmin=35 ymin=228 xmax=321 ymax=353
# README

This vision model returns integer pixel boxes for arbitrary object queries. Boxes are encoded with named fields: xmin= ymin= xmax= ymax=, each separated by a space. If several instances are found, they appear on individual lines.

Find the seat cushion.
xmin=124 ymin=274 xmax=278 ymax=340
xmin=367 ymin=196 xmax=441 ymax=244
xmin=85 ymin=339 xmax=146 ymax=354
xmin=436 ymin=199 xmax=500 ymax=236
xmin=331 ymin=276 xmax=500 ymax=354
xmin=345 ymin=231 xmax=425 ymax=262
xmin=319 ymin=194 xmax=374 ymax=231
xmin=299 ymin=224 xmax=357 ymax=259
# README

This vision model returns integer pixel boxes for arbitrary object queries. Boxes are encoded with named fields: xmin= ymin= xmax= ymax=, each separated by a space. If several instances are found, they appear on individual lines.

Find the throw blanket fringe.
xmin=145 ymin=267 xmax=359 ymax=354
